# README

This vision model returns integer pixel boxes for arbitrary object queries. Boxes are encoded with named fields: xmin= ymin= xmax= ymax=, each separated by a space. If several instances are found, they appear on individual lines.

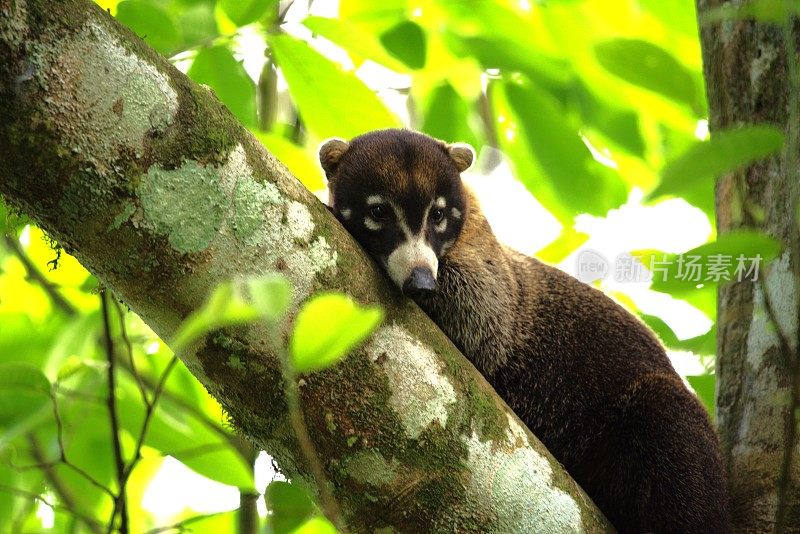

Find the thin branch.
xmin=49 ymin=389 xmax=116 ymax=499
xmin=144 ymin=511 xmax=229 ymax=534
xmin=101 ymin=291 xmax=129 ymax=534
xmin=106 ymin=356 xmax=178 ymax=532
xmin=2 ymin=234 xmax=76 ymax=317
xmin=111 ymin=298 xmax=151 ymax=409
xmin=27 ymin=434 xmax=104 ymax=534
xmin=0 ymin=482 xmax=104 ymax=529
xmin=270 ymin=333 xmax=344 ymax=530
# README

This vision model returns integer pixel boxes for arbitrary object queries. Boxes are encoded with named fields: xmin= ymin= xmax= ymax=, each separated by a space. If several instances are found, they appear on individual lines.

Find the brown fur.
xmin=322 ymin=129 xmax=731 ymax=533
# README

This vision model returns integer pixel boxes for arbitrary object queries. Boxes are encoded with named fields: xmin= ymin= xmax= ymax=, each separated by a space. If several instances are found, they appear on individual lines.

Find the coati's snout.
xmin=319 ymin=129 xmax=473 ymax=298
xmin=402 ymin=267 xmax=437 ymax=297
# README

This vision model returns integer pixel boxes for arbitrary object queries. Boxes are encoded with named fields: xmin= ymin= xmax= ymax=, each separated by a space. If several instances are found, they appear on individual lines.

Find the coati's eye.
xmin=369 ymin=204 xmax=390 ymax=220
xmin=430 ymin=208 xmax=445 ymax=224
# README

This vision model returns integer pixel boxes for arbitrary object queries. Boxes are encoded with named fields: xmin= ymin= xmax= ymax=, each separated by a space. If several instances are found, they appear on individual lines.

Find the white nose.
xmin=386 ymin=235 xmax=438 ymax=290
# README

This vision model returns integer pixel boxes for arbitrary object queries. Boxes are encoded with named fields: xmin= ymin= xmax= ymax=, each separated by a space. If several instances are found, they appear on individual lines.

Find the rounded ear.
xmin=319 ymin=138 xmax=350 ymax=176
xmin=447 ymin=143 xmax=475 ymax=173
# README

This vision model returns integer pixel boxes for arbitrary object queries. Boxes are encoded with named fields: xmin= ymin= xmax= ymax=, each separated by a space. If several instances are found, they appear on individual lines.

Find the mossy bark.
xmin=0 ymin=1 xmax=611 ymax=531
xmin=696 ymin=1 xmax=800 ymax=531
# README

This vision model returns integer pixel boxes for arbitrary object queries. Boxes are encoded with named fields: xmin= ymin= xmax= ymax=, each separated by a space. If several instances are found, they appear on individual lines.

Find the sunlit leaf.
xmin=302 ymin=16 xmax=409 ymax=71
xmin=380 ymin=20 xmax=426 ymax=69
xmin=220 ymin=0 xmax=278 ymax=27
xmin=171 ymin=280 xmax=259 ymax=354
xmin=118 ymin=381 xmax=256 ymax=490
xmin=687 ymin=374 xmax=716 ymax=419
xmin=496 ymin=79 xmax=627 ymax=221
xmin=648 ymin=125 xmax=784 ymax=201
xmin=595 ymin=39 xmax=699 ymax=111
xmin=294 ymin=516 xmax=338 ymax=534
xmin=700 ymin=0 xmax=800 ymax=24
xmin=188 ymin=45 xmax=258 ymax=128
xmin=639 ymin=231 xmax=782 ymax=298
xmin=265 ymin=481 xmax=316 ymax=533
xmin=290 ymin=293 xmax=383 ymax=373
xmin=421 ymin=83 xmax=479 ymax=147
xmin=267 ymin=33 xmax=400 ymax=139
xmin=252 ymin=131 xmax=326 ymax=191
xmin=116 ymin=1 xmax=181 ymax=56
xmin=246 ymin=273 xmax=292 ymax=322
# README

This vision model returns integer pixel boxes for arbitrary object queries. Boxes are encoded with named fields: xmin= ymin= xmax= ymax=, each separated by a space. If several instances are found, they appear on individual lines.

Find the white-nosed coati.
xmin=320 ymin=128 xmax=730 ymax=533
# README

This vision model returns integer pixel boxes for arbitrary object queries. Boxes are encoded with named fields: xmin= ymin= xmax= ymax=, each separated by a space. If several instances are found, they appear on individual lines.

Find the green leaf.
xmin=220 ymin=0 xmax=278 ymax=26
xmin=251 ymin=131 xmax=326 ymax=191
xmin=700 ymin=0 xmax=800 ymax=24
xmin=265 ymin=481 xmax=316 ymax=533
xmin=496 ymin=79 xmax=627 ymax=221
xmin=687 ymin=374 xmax=716 ymax=418
xmin=188 ymin=45 xmax=257 ymax=128
xmin=293 ymin=517 xmax=338 ymax=534
xmin=118 ymin=382 xmax=256 ymax=490
xmin=246 ymin=273 xmax=292 ymax=322
xmin=116 ymin=1 xmax=181 ymax=56
xmin=171 ymin=280 xmax=259 ymax=354
xmin=421 ymin=83 xmax=479 ymax=147
xmin=290 ymin=293 xmax=383 ymax=373
xmin=595 ymin=39 xmax=698 ymax=110
xmin=639 ymin=314 xmax=716 ymax=356
xmin=379 ymin=20 xmax=426 ymax=69
xmin=267 ymin=33 xmax=400 ymax=139
xmin=641 ymin=230 xmax=782 ymax=297
xmin=0 ymin=362 xmax=51 ymax=430
xmin=649 ymin=125 xmax=784 ymax=201
xmin=302 ymin=16 xmax=409 ymax=72
xmin=0 ymin=362 xmax=51 ymax=395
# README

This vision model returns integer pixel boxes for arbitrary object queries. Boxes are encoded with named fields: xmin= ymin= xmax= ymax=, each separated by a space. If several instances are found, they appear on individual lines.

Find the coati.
xmin=320 ymin=128 xmax=730 ymax=533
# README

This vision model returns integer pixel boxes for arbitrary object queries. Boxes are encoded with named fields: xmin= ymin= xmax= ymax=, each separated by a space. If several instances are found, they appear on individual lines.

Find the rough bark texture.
xmin=697 ymin=1 xmax=800 ymax=531
xmin=0 ymin=1 xmax=611 ymax=531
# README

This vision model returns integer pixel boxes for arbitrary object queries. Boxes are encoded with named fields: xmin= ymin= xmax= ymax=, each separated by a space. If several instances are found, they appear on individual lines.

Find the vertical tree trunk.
xmin=697 ymin=2 xmax=800 ymax=531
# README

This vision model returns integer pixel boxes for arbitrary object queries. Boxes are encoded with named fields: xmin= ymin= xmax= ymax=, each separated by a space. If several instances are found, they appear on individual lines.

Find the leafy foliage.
xmin=0 ymin=0 xmax=789 ymax=531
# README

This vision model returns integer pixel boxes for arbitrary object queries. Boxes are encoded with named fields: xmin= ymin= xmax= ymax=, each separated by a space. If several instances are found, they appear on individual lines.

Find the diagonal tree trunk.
xmin=697 ymin=2 xmax=800 ymax=531
xmin=0 ymin=1 xmax=610 ymax=531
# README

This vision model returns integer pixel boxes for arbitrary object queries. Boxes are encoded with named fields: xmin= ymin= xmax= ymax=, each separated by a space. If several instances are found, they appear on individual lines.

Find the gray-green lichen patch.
xmin=40 ymin=19 xmax=178 ymax=170
xmin=109 ymin=201 xmax=136 ymax=230
xmin=343 ymin=450 xmax=400 ymax=487
xmin=134 ymin=142 xmax=337 ymax=303
xmin=462 ymin=414 xmax=583 ymax=533
xmin=366 ymin=324 xmax=456 ymax=439
xmin=137 ymin=157 xmax=227 ymax=253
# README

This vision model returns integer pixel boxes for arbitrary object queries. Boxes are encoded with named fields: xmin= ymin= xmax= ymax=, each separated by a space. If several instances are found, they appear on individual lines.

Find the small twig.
xmin=101 ymin=291 xmax=129 ymax=534
xmin=111 ymin=298 xmax=151 ymax=409
xmin=106 ymin=356 xmax=178 ymax=530
xmin=269 ymin=333 xmax=344 ymax=530
xmin=0 ymin=482 xmax=103 ymax=528
xmin=49 ymin=389 xmax=116 ymax=498
xmin=27 ymin=434 xmax=104 ymax=534
xmin=2 ymin=234 xmax=76 ymax=317
xmin=144 ymin=511 xmax=228 ymax=534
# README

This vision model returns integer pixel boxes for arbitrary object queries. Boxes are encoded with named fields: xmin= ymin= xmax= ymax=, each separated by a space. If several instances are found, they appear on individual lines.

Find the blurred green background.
xmin=0 ymin=0 xmax=784 ymax=531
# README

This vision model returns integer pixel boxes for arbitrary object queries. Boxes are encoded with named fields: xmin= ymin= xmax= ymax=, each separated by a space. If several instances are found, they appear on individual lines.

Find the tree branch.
xmin=0 ymin=1 xmax=609 ymax=531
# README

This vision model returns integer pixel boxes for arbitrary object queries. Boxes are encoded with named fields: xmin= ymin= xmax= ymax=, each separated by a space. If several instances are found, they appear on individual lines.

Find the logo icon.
xmin=575 ymin=249 xmax=610 ymax=283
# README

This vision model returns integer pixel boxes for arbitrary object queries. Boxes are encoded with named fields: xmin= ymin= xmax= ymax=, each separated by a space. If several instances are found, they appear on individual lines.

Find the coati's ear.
xmin=447 ymin=143 xmax=475 ymax=173
xmin=319 ymin=138 xmax=350 ymax=176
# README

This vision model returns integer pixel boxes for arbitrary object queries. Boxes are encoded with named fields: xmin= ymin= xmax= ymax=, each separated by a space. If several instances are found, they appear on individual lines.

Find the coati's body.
xmin=321 ymin=129 xmax=730 ymax=533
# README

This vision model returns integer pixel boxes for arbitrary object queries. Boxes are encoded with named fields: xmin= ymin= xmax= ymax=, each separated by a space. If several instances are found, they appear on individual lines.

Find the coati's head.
xmin=320 ymin=129 xmax=474 ymax=297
